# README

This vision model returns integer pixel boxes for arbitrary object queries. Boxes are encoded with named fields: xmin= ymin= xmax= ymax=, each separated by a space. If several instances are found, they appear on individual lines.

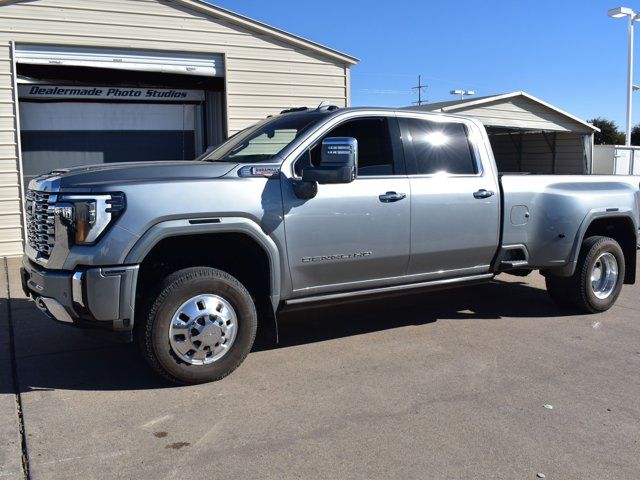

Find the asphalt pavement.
xmin=1 ymin=256 xmax=639 ymax=479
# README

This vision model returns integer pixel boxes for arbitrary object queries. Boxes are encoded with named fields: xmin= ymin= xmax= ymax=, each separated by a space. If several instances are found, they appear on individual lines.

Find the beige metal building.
xmin=0 ymin=0 xmax=357 ymax=256
xmin=409 ymin=91 xmax=598 ymax=175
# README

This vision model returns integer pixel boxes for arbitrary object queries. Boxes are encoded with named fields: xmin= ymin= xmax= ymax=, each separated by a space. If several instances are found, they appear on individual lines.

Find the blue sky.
xmin=212 ymin=0 xmax=638 ymax=128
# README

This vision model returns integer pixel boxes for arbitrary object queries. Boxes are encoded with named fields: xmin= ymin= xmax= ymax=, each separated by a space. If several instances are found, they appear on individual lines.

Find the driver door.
xmin=281 ymin=115 xmax=411 ymax=296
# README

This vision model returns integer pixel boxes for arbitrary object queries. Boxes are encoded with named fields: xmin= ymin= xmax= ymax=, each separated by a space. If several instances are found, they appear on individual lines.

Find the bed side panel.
xmin=500 ymin=175 xmax=639 ymax=268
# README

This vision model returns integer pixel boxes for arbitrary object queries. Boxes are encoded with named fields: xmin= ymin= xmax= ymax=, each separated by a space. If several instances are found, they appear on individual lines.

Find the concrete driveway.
xmin=1 ymin=256 xmax=639 ymax=479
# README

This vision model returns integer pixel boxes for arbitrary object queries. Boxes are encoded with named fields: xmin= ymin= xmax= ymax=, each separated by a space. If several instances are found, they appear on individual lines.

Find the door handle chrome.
xmin=379 ymin=191 xmax=407 ymax=203
xmin=473 ymin=189 xmax=495 ymax=199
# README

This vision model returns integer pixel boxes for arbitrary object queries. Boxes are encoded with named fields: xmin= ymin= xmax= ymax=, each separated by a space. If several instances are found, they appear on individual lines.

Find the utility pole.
xmin=412 ymin=75 xmax=428 ymax=106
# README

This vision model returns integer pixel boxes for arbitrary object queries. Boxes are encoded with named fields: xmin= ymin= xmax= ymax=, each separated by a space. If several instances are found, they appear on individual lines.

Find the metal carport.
xmin=407 ymin=91 xmax=599 ymax=174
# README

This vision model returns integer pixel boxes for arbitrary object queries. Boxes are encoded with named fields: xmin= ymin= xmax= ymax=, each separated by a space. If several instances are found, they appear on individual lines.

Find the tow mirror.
xmin=302 ymin=137 xmax=358 ymax=184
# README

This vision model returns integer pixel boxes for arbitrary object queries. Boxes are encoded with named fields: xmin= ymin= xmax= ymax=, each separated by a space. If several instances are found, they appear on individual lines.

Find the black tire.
xmin=545 ymin=275 xmax=572 ymax=308
xmin=566 ymin=236 xmax=625 ymax=313
xmin=138 ymin=267 xmax=257 ymax=385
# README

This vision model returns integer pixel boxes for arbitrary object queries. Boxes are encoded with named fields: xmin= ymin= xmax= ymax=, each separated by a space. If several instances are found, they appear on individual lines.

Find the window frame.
xmin=290 ymin=112 xmax=407 ymax=180
xmin=398 ymin=114 xmax=484 ymax=178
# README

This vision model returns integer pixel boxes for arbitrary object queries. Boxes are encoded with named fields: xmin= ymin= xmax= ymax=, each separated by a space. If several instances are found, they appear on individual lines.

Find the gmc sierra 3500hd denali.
xmin=21 ymin=106 xmax=640 ymax=384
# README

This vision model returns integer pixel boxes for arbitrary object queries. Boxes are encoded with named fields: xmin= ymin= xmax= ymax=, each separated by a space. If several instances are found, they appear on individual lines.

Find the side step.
xmin=499 ymin=260 xmax=529 ymax=270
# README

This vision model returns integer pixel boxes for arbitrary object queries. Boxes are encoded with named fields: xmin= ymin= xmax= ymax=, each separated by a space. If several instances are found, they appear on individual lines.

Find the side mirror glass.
xmin=302 ymin=137 xmax=358 ymax=185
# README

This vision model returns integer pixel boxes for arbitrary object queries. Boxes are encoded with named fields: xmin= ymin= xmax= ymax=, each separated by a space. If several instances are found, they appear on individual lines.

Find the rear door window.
xmin=401 ymin=117 xmax=478 ymax=175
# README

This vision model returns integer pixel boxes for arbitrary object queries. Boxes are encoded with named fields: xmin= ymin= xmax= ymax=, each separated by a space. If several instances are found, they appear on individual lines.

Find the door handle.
xmin=379 ymin=191 xmax=407 ymax=203
xmin=473 ymin=189 xmax=495 ymax=199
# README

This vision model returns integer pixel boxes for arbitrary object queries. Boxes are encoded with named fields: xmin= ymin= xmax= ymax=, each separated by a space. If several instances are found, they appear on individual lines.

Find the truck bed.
xmin=499 ymin=174 xmax=640 ymax=271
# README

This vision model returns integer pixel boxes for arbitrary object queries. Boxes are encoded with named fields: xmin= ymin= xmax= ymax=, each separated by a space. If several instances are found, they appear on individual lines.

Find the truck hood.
xmin=28 ymin=161 xmax=239 ymax=192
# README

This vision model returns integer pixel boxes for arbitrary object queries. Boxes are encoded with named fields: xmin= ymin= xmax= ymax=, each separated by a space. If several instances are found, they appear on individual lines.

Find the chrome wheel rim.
xmin=169 ymin=294 xmax=237 ymax=365
xmin=590 ymin=252 xmax=618 ymax=300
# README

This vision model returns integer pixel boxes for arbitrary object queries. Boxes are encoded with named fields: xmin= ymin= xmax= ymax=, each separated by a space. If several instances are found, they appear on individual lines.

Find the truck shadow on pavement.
xmin=271 ymin=278 xmax=572 ymax=349
xmin=5 ymin=277 xmax=573 ymax=393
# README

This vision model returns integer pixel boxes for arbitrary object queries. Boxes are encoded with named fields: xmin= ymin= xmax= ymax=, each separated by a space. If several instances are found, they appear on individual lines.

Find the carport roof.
xmin=174 ymin=0 xmax=359 ymax=65
xmin=406 ymin=91 xmax=599 ymax=133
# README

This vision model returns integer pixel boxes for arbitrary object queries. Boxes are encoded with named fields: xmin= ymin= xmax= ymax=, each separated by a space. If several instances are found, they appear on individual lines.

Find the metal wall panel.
xmin=0 ymin=129 xmax=14 ymax=145
xmin=489 ymin=132 xmax=586 ymax=174
xmin=0 ymin=171 xmax=18 ymax=186
xmin=0 ymin=90 xmax=12 ymax=105
xmin=0 ymin=158 xmax=17 ymax=171
xmin=0 ymin=225 xmax=22 ymax=242
xmin=0 ymin=185 xmax=19 ymax=201
xmin=0 ymin=144 xmax=17 ymax=158
xmin=0 ymin=60 xmax=13 ymax=75
xmin=226 ymin=82 xmax=346 ymax=99
xmin=0 ymin=199 xmax=20 ymax=214
xmin=554 ymin=134 xmax=585 ymax=174
xmin=0 ymin=213 xmax=21 ymax=227
xmin=228 ymin=71 xmax=346 ymax=87
xmin=0 ymin=240 xmax=22 ymax=255
xmin=0 ymin=116 xmax=15 ymax=130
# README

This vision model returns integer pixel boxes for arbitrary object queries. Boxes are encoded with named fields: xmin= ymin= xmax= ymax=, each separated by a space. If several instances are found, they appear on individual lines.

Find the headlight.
xmin=55 ymin=194 xmax=125 ymax=245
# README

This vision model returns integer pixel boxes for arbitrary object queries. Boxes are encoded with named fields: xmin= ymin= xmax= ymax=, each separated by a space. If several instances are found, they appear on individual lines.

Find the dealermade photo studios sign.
xmin=18 ymin=84 xmax=205 ymax=102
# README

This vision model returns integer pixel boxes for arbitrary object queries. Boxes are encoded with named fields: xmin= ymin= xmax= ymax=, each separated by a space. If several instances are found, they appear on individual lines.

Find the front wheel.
xmin=559 ymin=236 xmax=625 ymax=313
xmin=138 ymin=267 xmax=257 ymax=385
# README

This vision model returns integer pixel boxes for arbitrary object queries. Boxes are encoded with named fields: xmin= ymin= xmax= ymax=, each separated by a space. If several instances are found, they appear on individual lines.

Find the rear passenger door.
xmin=399 ymin=115 xmax=500 ymax=279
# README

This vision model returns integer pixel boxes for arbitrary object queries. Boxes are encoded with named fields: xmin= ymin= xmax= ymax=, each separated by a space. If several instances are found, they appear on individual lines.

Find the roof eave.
xmin=176 ymin=0 xmax=359 ymax=66
xmin=439 ymin=91 xmax=598 ymax=133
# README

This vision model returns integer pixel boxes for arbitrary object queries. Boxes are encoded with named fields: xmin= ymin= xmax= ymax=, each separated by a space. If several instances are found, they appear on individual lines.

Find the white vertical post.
xmin=626 ymin=15 xmax=635 ymax=146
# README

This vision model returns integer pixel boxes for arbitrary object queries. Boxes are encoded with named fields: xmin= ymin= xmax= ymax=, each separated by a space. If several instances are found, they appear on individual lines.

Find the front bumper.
xmin=21 ymin=256 xmax=139 ymax=333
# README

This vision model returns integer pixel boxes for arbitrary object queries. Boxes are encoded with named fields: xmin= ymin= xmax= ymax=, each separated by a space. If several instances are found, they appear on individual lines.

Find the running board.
xmin=285 ymin=273 xmax=495 ymax=306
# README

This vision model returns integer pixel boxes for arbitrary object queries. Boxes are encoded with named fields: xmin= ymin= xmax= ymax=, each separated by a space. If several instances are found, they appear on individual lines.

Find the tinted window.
xmin=296 ymin=117 xmax=395 ymax=176
xmin=403 ymin=118 xmax=478 ymax=175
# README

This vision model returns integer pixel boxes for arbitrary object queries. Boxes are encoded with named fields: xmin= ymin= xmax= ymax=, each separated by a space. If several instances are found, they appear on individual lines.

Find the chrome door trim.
xmin=290 ymin=264 xmax=490 ymax=296
xmin=285 ymin=273 xmax=494 ymax=305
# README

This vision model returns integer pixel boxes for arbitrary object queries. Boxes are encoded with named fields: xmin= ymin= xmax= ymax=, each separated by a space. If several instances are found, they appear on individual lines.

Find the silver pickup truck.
xmin=20 ymin=106 xmax=640 ymax=384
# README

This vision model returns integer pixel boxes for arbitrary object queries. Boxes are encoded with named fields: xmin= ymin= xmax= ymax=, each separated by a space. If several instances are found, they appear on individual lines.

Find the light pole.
xmin=450 ymin=89 xmax=475 ymax=100
xmin=608 ymin=6 xmax=639 ymax=146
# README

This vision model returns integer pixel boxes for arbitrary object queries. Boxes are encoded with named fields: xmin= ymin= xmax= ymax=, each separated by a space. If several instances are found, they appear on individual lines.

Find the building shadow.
xmin=3 ymin=277 xmax=574 ymax=393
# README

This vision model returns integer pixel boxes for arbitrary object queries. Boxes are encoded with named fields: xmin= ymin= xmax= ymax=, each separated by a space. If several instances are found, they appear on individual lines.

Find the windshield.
xmin=203 ymin=112 xmax=327 ymax=163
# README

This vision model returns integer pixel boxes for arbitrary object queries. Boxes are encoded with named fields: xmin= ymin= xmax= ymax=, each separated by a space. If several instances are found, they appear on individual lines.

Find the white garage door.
xmin=19 ymin=100 xmax=202 ymax=185
xmin=15 ymin=45 xmax=223 ymax=184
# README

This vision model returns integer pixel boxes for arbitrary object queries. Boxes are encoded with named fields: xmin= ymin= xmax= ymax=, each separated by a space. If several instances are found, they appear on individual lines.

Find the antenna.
xmin=412 ymin=75 xmax=428 ymax=106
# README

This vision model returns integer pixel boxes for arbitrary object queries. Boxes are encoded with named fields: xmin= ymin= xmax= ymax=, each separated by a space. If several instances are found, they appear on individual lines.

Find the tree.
xmin=631 ymin=123 xmax=640 ymax=146
xmin=588 ymin=117 xmax=625 ymax=145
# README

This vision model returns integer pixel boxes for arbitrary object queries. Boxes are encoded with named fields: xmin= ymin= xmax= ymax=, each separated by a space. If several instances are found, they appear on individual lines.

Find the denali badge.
xmin=238 ymin=165 xmax=280 ymax=178
xmin=302 ymin=251 xmax=372 ymax=263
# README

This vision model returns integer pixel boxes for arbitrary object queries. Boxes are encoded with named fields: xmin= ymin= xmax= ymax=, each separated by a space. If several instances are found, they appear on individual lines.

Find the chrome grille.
xmin=25 ymin=190 xmax=56 ymax=258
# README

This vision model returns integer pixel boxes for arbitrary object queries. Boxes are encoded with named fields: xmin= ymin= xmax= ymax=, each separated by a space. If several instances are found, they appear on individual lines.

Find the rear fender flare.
xmin=556 ymin=209 xmax=637 ymax=277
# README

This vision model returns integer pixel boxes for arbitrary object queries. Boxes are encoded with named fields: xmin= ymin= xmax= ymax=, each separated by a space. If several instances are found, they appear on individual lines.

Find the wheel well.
xmin=136 ymin=233 xmax=272 ymax=315
xmin=583 ymin=217 xmax=637 ymax=284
